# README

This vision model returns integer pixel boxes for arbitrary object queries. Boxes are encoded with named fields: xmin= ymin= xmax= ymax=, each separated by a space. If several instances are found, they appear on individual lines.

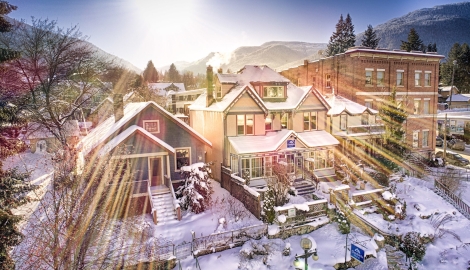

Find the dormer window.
xmin=143 ymin=120 xmax=160 ymax=134
xmin=263 ymin=86 xmax=284 ymax=98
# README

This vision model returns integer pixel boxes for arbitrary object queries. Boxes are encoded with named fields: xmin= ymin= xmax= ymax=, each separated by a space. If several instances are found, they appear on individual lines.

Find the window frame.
xmin=377 ymin=70 xmax=385 ymax=86
xmin=361 ymin=113 xmax=369 ymax=125
xmin=396 ymin=71 xmax=404 ymax=86
xmin=340 ymin=114 xmax=347 ymax=131
xmin=303 ymin=111 xmax=317 ymax=131
xmin=175 ymin=147 xmax=191 ymax=171
xmin=414 ymin=99 xmax=421 ymax=115
xmin=281 ymin=113 xmax=288 ymax=129
xmin=422 ymin=130 xmax=429 ymax=148
xmin=326 ymin=74 xmax=331 ymax=88
xmin=143 ymin=120 xmax=160 ymax=134
xmin=424 ymin=71 xmax=431 ymax=87
xmin=237 ymin=114 xmax=254 ymax=135
xmin=413 ymin=131 xmax=419 ymax=148
xmin=265 ymin=116 xmax=272 ymax=131
xmin=415 ymin=71 xmax=422 ymax=87
xmin=423 ymin=99 xmax=430 ymax=114
xmin=365 ymin=70 xmax=373 ymax=85
xmin=263 ymin=86 xmax=284 ymax=98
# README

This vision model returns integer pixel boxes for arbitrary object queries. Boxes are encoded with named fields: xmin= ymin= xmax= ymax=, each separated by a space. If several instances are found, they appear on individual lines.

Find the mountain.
xmin=356 ymin=2 xmax=470 ymax=59
xmin=4 ymin=16 xmax=142 ymax=74
xmin=177 ymin=41 xmax=327 ymax=74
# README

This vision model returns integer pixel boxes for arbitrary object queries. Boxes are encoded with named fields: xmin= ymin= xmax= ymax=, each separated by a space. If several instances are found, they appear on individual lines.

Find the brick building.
xmin=281 ymin=47 xmax=445 ymax=158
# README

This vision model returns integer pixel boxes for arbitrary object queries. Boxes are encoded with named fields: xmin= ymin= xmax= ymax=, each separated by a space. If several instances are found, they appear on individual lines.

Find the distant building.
xmin=281 ymin=47 xmax=445 ymax=158
xmin=24 ymin=120 xmax=80 ymax=153
xmin=171 ymin=88 xmax=204 ymax=123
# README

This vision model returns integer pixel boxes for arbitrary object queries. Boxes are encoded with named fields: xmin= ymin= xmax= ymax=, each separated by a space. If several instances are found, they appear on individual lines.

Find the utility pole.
xmin=444 ymin=113 xmax=447 ymax=160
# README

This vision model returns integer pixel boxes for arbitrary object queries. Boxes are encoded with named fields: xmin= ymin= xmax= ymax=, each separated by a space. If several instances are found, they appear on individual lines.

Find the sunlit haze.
xmin=9 ymin=0 xmax=464 ymax=70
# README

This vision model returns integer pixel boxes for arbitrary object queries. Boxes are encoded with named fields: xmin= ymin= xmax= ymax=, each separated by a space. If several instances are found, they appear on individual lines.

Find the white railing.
xmin=164 ymin=175 xmax=181 ymax=221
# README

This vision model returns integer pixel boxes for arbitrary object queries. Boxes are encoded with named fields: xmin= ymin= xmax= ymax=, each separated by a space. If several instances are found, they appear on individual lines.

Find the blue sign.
xmin=350 ymin=243 xmax=365 ymax=263
xmin=287 ymin=140 xmax=295 ymax=148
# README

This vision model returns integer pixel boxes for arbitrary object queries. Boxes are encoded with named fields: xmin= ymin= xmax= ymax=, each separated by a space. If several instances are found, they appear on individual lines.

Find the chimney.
xmin=113 ymin=93 xmax=124 ymax=122
xmin=206 ymin=65 xmax=214 ymax=107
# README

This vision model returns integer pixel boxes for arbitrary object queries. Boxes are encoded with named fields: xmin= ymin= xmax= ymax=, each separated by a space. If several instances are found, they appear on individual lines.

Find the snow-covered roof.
xmin=217 ymin=74 xmax=238 ymax=84
xmin=148 ymin=83 xmax=185 ymax=96
xmin=97 ymin=125 xmax=175 ymax=157
xmin=446 ymin=94 xmax=470 ymax=102
xmin=345 ymin=47 xmax=445 ymax=59
xmin=189 ymin=84 xmax=267 ymax=114
xmin=295 ymin=130 xmax=340 ymax=148
xmin=237 ymin=65 xmax=290 ymax=84
xmin=25 ymin=120 xmax=80 ymax=139
xmin=439 ymin=86 xmax=458 ymax=92
xmin=228 ymin=129 xmax=338 ymax=154
xmin=263 ymin=84 xmax=311 ymax=111
xmin=324 ymin=95 xmax=377 ymax=115
xmin=78 ymin=101 xmax=211 ymax=156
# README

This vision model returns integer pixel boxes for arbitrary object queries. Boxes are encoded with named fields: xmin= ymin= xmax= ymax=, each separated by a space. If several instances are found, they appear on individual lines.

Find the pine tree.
xmin=400 ymin=28 xmax=424 ymax=52
xmin=426 ymin=42 xmax=437 ymax=53
xmin=440 ymin=43 xmax=470 ymax=93
xmin=0 ymin=1 xmax=19 ymax=62
xmin=176 ymin=162 xmax=214 ymax=214
xmin=326 ymin=14 xmax=356 ymax=56
xmin=379 ymin=87 xmax=408 ymax=156
xmin=167 ymin=63 xmax=181 ymax=82
xmin=142 ymin=60 xmax=159 ymax=83
xmin=361 ymin=24 xmax=380 ymax=49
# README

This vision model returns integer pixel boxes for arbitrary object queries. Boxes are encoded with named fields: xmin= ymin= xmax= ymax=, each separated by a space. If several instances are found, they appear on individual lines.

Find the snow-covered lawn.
xmin=356 ymin=175 xmax=470 ymax=269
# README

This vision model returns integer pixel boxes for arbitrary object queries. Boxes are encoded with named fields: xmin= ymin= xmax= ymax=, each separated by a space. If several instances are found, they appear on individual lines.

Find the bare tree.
xmin=265 ymin=162 xmax=291 ymax=207
xmin=0 ymin=18 xmax=111 ymax=146
xmin=438 ymin=167 xmax=463 ymax=195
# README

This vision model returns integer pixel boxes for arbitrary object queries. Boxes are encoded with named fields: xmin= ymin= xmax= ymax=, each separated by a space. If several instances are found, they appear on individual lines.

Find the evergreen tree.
xmin=400 ymin=28 xmax=424 ymax=52
xmin=167 ymin=63 xmax=181 ymax=82
xmin=142 ymin=60 xmax=159 ymax=83
xmin=379 ymin=87 xmax=408 ymax=156
xmin=326 ymin=14 xmax=356 ymax=56
xmin=0 ymin=1 xmax=19 ymax=62
xmin=426 ymin=42 xmax=437 ymax=53
xmin=440 ymin=43 xmax=470 ymax=93
xmin=361 ymin=24 xmax=380 ymax=49
xmin=262 ymin=187 xmax=275 ymax=224
xmin=176 ymin=162 xmax=214 ymax=214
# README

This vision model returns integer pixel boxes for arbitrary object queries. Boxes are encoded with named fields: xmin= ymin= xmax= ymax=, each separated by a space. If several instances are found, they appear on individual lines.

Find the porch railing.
xmin=164 ymin=175 xmax=182 ymax=221
xmin=434 ymin=179 xmax=470 ymax=219
xmin=347 ymin=124 xmax=384 ymax=135
xmin=148 ymin=180 xmax=158 ymax=223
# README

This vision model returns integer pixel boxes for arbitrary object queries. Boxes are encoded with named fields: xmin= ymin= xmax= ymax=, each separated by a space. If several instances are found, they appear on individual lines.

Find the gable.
xmin=228 ymin=92 xmax=265 ymax=113
xmin=298 ymin=92 xmax=328 ymax=111
xmin=117 ymin=130 xmax=171 ymax=155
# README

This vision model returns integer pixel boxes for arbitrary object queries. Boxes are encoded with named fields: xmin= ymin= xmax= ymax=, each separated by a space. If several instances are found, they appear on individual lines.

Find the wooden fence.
xmin=434 ymin=179 xmax=470 ymax=220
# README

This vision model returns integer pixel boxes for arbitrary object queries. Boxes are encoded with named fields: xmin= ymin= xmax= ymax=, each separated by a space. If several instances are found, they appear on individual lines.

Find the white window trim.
xmin=415 ymin=70 xmax=422 ymax=73
xmin=397 ymin=69 xmax=405 ymax=72
xmin=377 ymin=68 xmax=385 ymax=72
xmin=175 ymin=147 xmax=191 ymax=172
xmin=424 ymin=71 xmax=432 ymax=74
xmin=143 ymin=120 xmax=160 ymax=134
xmin=365 ymin=68 xmax=374 ymax=71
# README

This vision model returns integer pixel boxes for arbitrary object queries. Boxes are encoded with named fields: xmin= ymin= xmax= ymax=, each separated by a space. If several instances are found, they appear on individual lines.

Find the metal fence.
xmin=434 ymin=179 xmax=470 ymax=220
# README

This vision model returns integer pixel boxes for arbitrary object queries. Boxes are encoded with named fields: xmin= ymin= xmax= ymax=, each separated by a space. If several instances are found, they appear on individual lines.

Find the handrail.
xmin=148 ymin=180 xmax=157 ymax=223
xmin=165 ymin=175 xmax=182 ymax=221
xmin=435 ymin=179 xmax=470 ymax=219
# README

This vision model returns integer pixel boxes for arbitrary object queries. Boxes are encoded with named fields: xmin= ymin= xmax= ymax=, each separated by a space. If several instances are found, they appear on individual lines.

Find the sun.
xmin=130 ymin=0 xmax=196 ymax=34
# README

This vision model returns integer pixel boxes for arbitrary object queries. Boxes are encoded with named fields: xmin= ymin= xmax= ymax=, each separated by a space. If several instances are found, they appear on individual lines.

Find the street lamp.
xmin=448 ymin=60 xmax=457 ymax=108
xmin=293 ymin=237 xmax=319 ymax=270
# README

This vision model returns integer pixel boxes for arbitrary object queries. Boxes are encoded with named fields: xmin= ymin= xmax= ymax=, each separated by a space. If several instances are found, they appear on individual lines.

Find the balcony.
xmin=346 ymin=124 xmax=385 ymax=135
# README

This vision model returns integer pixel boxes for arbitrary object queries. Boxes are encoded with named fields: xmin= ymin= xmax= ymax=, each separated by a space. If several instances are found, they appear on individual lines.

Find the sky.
xmin=7 ymin=0 xmax=466 ymax=71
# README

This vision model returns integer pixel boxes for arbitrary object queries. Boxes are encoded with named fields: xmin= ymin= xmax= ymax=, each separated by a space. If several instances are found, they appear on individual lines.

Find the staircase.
xmin=293 ymin=178 xmax=316 ymax=196
xmin=384 ymin=245 xmax=408 ymax=270
xmin=149 ymin=186 xmax=177 ymax=224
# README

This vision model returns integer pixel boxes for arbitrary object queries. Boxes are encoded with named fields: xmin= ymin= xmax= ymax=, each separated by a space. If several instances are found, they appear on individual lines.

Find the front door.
xmin=149 ymin=157 xmax=162 ymax=186
xmin=295 ymin=156 xmax=303 ymax=179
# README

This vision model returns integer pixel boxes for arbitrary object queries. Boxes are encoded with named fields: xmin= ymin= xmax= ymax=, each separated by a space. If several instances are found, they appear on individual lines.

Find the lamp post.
xmin=293 ymin=237 xmax=319 ymax=270
xmin=448 ymin=60 xmax=457 ymax=108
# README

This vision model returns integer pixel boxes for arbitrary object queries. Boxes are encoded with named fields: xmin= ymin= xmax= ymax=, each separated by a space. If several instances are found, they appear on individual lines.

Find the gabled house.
xmin=24 ymin=120 xmax=80 ymax=153
xmin=446 ymin=93 xmax=470 ymax=109
xmin=190 ymin=65 xmax=339 ymax=191
xmin=324 ymin=94 xmax=384 ymax=156
xmin=78 ymin=100 xmax=212 ymax=224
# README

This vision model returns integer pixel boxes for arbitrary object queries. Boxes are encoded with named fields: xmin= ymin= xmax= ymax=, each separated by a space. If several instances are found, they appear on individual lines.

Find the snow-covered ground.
xmin=6 ymin=151 xmax=470 ymax=269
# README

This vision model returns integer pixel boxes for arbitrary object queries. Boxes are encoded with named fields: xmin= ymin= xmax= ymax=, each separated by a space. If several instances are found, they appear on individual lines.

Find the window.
xmin=424 ymin=72 xmax=431 ymax=86
xmin=143 ymin=120 xmax=160 ymax=133
xmin=423 ymin=100 xmax=430 ymax=114
xmin=326 ymin=74 xmax=331 ymax=88
xmin=281 ymin=114 xmax=288 ymax=129
xmin=361 ymin=114 xmax=369 ymax=125
xmin=237 ymin=115 xmax=254 ymax=135
xmin=377 ymin=70 xmax=385 ymax=86
xmin=241 ymin=157 xmax=263 ymax=179
xmin=265 ymin=117 xmax=272 ymax=131
xmin=415 ymin=71 xmax=421 ymax=86
xmin=178 ymin=96 xmax=184 ymax=101
xmin=340 ymin=114 xmax=347 ymax=131
xmin=264 ymin=156 xmax=277 ymax=176
xmin=216 ymin=86 xmax=222 ymax=98
xmin=365 ymin=100 xmax=372 ymax=109
xmin=422 ymin=130 xmax=429 ymax=147
xmin=263 ymin=86 xmax=284 ymax=98
xmin=396 ymin=71 xmax=404 ymax=86
xmin=414 ymin=100 xmax=421 ymax=115
xmin=413 ymin=131 xmax=419 ymax=148
xmin=175 ymin=148 xmax=190 ymax=171
xmin=303 ymin=112 xmax=317 ymax=131
xmin=365 ymin=70 xmax=372 ymax=85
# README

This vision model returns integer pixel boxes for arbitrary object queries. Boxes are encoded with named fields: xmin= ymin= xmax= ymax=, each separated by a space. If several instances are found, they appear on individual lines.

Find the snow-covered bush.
xmin=400 ymin=231 xmax=426 ymax=266
xmin=176 ymin=162 xmax=214 ymax=214
xmin=210 ymin=194 xmax=252 ymax=229
xmin=262 ymin=187 xmax=276 ymax=224
xmin=333 ymin=209 xmax=350 ymax=234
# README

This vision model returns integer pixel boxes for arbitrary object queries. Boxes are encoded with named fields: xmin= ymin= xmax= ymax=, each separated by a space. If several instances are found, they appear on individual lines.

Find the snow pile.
xmin=277 ymin=214 xmax=286 ymax=224
xmin=382 ymin=191 xmax=395 ymax=201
